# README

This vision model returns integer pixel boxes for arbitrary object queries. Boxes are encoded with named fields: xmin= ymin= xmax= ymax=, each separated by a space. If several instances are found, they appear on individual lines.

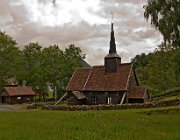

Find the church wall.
xmin=84 ymin=91 xmax=124 ymax=105
xmin=105 ymin=58 xmax=117 ymax=73
xmin=105 ymin=57 xmax=121 ymax=73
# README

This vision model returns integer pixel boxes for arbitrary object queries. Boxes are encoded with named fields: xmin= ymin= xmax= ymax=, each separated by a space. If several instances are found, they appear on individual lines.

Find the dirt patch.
xmin=0 ymin=104 xmax=23 ymax=111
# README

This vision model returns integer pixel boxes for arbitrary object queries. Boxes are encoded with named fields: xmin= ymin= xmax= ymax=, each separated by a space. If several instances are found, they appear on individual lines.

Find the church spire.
xmin=104 ymin=22 xmax=121 ymax=73
xmin=109 ymin=23 xmax=117 ymax=54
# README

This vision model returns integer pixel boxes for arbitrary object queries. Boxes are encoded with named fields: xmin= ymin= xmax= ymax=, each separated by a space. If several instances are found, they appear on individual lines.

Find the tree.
xmin=40 ymin=44 xmax=85 ymax=98
xmin=0 ymin=31 xmax=86 ymax=99
xmin=0 ymin=31 xmax=21 ymax=88
xmin=174 ymin=48 xmax=180 ymax=84
xmin=154 ymin=43 xmax=176 ymax=93
xmin=20 ymin=43 xmax=44 ymax=87
xmin=64 ymin=44 xmax=85 ymax=83
xmin=42 ymin=45 xmax=64 ymax=98
xmin=132 ymin=43 xmax=178 ymax=96
xmin=144 ymin=0 xmax=180 ymax=47
xmin=132 ymin=53 xmax=149 ymax=85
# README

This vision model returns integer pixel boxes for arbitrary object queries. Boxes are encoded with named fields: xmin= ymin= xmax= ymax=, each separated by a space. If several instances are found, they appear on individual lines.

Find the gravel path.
xmin=0 ymin=105 xmax=22 ymax=111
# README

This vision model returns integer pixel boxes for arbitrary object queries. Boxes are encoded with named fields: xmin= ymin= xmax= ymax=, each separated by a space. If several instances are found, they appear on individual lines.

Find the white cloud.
xmin=14 ymin=0 xmax=106 ymax=26
xmin=0 ymin=0 xmax=163 ymax=66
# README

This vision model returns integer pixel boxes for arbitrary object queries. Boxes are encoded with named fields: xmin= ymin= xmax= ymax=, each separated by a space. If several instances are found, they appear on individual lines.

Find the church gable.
xmin=127 ymin=67 xmax=139 ymax=90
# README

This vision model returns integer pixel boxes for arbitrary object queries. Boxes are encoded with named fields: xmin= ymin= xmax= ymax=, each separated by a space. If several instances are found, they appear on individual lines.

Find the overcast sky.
xmin=0 ymin=0 xmax=162 ymax=65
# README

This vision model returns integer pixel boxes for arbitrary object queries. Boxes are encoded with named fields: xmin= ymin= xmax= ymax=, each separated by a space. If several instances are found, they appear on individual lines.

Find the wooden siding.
xmin=66 ymin=92 xmax=87 ymax=105
xmin=84 ymin=91 xmax=124 ymax=105
xmin=0 ymin=87 xmax=35 ymax=104
xmin=128 ymin=98 xmax=144 ymax=103
xmin=105 ymin=57 xmax=121 ymax=73
xmin=1 ymin=95 xmax=34 ymax=104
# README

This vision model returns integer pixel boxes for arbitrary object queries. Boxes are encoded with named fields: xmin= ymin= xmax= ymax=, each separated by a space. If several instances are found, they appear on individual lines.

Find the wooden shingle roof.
xmin=3 ymin=87 xmax=35 ymax=96
xmin=67 ymin=68 xmax=92 ymax=91
xmin=127 ymin=87 xmax=147 ymax=99
xmin=67 ymin=63 xmax=133 ymax=91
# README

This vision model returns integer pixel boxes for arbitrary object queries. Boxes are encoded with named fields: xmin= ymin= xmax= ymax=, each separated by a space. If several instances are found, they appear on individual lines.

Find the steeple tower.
xmin=105 ymin=23 xmax=121 ymax=73
xmin=109 ymin=23 xmax=116 ymax=54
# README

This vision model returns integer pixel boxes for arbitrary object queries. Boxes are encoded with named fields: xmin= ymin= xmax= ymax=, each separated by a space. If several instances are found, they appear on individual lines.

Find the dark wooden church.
xmin=65 ymin=23 xmax=149 ymax=105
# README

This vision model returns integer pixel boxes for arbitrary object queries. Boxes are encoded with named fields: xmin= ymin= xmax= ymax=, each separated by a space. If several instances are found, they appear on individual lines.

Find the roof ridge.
xmin=119 ymin=63 xmax=132 ymax=66
xmin=90 ymin=63 xmax=132 ymax=68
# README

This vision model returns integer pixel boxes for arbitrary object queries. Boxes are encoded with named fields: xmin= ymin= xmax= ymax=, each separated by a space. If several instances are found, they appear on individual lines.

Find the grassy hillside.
xmin=132 ymin=47 xmax=180 ymax=97
xmin=0 ymin=106 xmax=180 ymax=140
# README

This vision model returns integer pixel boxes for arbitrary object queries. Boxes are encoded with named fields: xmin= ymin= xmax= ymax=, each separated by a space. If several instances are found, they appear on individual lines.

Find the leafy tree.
xmin=20 ymin=43 xmax=45 ymax=88
xmin=153 ymin=44 xmax=176 ymax=92
xmin=0 ymin=31 xmax=21 ymax=88
xmin=174 ymin=48 xmax=180 ymax=84
xmin=0 ymin=31 xmax=86 ymax=100
xmin=42 ymin=45 xmax=64 ymax=98
xmin=19 ymin=42 xmax=50 ymax=100
xmin=64 ymin=44 xmax=85 ymax=84
xmin=144 ymin=0 xmax=180 ymax=47
xmin=132 ymin=53 xmax=149 ymax=85
xmin=132 ymin=43 xmax=178 ymax=96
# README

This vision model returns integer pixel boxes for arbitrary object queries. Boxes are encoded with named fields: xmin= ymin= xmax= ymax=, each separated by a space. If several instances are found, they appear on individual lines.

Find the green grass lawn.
xmin=158 ymin=95 xmax=180 ymax=102
xmin=0 ymin=106 xmax=180 ymax=140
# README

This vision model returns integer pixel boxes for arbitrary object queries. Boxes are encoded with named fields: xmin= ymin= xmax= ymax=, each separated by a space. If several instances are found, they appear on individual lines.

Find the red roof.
xmin=67 ymin=68 xmax=91 ymax=91
xmin=67 ymin=63 xmax=132 ymax=91
xmin=3 ymin=87 xmax=35 ymax=96
xmin=127 ymin=87 xmax=147 ymax=99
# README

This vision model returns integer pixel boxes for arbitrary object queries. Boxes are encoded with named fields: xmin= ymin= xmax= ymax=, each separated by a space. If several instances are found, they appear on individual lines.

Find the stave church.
xmin=65 ymin=23 xmax=149 ymax=105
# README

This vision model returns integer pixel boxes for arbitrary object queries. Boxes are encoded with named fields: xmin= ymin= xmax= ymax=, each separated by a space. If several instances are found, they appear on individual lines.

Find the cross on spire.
xmin=104 ymin=12 xmax=121 ymax=73
xmin=111 ymin=11 xmax=114 ymax=23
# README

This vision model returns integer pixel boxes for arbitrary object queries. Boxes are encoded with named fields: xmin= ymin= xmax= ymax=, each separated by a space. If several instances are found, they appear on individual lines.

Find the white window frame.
xmin=17 ymin=97 xmax=21 ymax=100
xmin=107 ymin=97 xmax=112 ymax=104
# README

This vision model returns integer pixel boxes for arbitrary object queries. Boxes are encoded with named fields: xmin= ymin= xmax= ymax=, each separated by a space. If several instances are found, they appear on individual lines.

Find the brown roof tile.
xmin=67 ymin=68 xmax=91 ymax=91
xmin=4 ymin=86 xmax=35 ymax=96
xmin=127 ymin=86 xmax=147 ymax=99
xmin=67 ymin=63 xmax=132 ymax=91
